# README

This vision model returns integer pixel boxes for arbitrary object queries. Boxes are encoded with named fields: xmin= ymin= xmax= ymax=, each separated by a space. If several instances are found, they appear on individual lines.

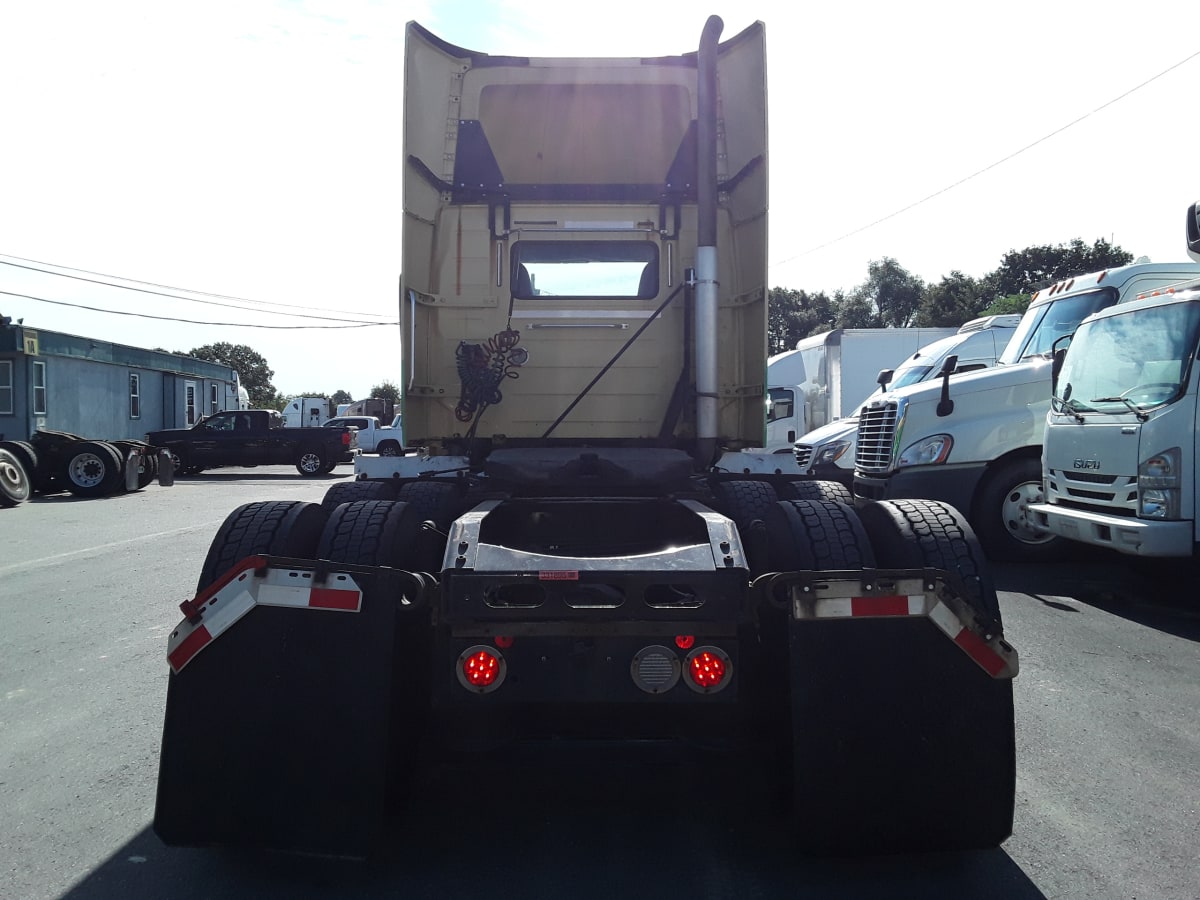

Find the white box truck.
xmin=793 ymin=315 xmax=1021 ymax=485
xmin=1030 ymin=202 xmax=1200 ymax=557
xmin=853 ymin=261 xmax=1200 ymax=561
xmin=762 ymin=327 xmax=957 ymax=453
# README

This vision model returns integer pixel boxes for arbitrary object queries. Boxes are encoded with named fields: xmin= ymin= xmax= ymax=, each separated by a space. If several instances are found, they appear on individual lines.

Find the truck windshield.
xmin=1054 ymin=299 xmax=1200 ymax=412
xmin=889 ymin=363 xmax=935 ymax=390
xmin=998 ymin=287 xmax=1118 ymax=365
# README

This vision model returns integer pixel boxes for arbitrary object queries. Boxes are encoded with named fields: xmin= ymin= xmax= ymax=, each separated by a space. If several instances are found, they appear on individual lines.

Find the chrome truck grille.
xmin=855 ymin=399 xmax=902 ymax=474
xmin=793 ymin=445 xmax=813 ymax=469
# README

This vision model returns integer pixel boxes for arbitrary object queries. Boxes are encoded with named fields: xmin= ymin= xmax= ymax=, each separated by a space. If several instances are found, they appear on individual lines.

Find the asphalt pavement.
xmin=2 ymin=468 xmax=1197 ymax=899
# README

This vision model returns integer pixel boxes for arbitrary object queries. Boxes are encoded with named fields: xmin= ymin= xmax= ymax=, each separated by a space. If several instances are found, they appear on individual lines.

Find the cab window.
xmin=512 ymin=241 xmax=659 ymax=299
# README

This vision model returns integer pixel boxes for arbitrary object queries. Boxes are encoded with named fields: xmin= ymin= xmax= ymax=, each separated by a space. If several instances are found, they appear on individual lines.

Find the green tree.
xmin=986 ymin=238 xmax=1133 ymax=298
xmin=913 ymin=271 xmax=982 ymax=327
xmin=768 ymin=287 xmax=837 ymax=354
xmin=179 ymin=342 xmax=278 ymax=408
xmin=833 ymin=292 xmax=877 ymax=329
xmin=978 ymin=293 xmax=1032 ymax=317
xmin=850 ymin=258 xmax=926 ymax=328
xmin=368 ymin=380 xmax=401 ymax=402
xmin=331 ymin=389 xmax=353 ymax=405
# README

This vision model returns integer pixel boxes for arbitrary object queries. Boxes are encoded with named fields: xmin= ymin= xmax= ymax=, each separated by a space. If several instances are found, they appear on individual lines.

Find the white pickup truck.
xmin=322 ymin=415 xmax=404 ymax=456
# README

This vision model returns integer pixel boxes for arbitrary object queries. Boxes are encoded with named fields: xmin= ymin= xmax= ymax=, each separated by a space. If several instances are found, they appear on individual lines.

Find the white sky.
xmin=0 ymin=0 xmax=1197 ymax=400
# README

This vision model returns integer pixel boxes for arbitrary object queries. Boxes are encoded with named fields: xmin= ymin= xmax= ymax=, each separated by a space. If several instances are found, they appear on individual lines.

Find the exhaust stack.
xmin=694 ymin=15 xmax=723 ymax=465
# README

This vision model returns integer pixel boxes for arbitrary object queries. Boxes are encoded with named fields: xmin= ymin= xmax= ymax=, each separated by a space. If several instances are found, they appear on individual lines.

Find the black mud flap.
xmin=789 ymin=616 xmax=1015 ymax=855
xmin=154 ymin=564 xmax=427 ymax=858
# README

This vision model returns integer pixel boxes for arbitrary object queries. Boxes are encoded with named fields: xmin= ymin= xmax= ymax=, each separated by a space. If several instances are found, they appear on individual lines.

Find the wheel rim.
xmin=68 ymin=452 xmax=109 ymax=488
xmin=1002 ymin=480 xmax=1055 ymax=545
xmin=299 ymin=452 xmax=322 ymax=474
xmin=0 ymin=456 xmax=29 ymax=499
xmin=378 ymin=445 xmax=398 ymax=457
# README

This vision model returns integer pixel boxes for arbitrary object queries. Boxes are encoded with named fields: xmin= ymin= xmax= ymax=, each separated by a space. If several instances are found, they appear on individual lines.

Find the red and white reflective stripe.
xmin=811 ymin=594 xmax=924 ymax=618
xmin=927 ymin=599 xmax=1010 ymax=678
xmin=794 ymin=582 xmax=1017 ymax=679
xmin=166 ymin=561 xmax=363 ymax=674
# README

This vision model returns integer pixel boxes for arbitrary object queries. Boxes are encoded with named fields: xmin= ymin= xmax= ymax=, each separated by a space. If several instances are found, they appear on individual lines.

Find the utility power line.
xmin=0 ymin=290 xmax=398 ymax=330
xmin=0 ymin=254 xmax=395 ymax=322
xmin=773 ymin=47 xmax=1200 ymax=268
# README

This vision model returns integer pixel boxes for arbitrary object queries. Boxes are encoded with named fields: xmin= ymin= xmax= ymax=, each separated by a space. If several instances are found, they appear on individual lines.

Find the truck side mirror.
xmin=877 ymin=368 xmax=894 ymax=388
xmin=1050 ymin=334 xmax=1071 ymax=393
xmin=935 ymin=355 xmax=959 ymax=417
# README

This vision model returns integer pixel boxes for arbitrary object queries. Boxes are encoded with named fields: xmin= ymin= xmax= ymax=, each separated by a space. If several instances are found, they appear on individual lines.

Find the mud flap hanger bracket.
xmin=751 ymin=567 xmax=1018 ymax=680
xmin=167 ymin=555 xmax=436 ymax=674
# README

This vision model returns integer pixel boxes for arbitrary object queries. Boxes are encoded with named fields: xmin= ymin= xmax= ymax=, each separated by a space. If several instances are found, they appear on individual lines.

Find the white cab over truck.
xmin=281 ymin=396 xmax=335 ymax=428
xmin=154 ymin=17 xmax=1018 ymax=860
xmin=853 ymin=262 xmax=1200 ymax=561
xmin=1031 ymin=203 xmax=1200 ymax=557
xmin=794 ymin=315 xmax=1020 ymax=486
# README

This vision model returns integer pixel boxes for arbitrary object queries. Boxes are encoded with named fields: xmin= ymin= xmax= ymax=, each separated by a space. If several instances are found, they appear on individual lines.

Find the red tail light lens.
xmin=675 ymin=635 xmax=695 ymax=650
xmin=683 ymin=646 xmax=732 ymax=694
xmin=464 ymin=650 xmax=499 ymax=686
xmin=456 ymin=645 xmax=507 ymax=693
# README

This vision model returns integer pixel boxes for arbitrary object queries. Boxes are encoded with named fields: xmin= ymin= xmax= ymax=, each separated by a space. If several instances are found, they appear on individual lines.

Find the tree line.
xmin=768 ymin=237 xmax=1133 ymax=354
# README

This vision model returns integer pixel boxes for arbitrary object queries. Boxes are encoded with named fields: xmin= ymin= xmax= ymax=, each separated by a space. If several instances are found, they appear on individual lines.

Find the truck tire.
xmin=295 ymin=446 xmax=327 ymax=477
xmin=316 ymin=500 xmax=421 ymax=568
xmin=321 ymin=480 xmax=398 ymax=513
xmin=0 ymin=448 xmax=32 ymax=506
xmin=396 ymin=481 xmax=463 ymax=572
xmin=63 ymin=441 xmax=124 ymax=497
xmin=167 ymin=449 xmax=192 ymax=476
xmin=857 ymin=498 xmax=1001 ymax=623
xmin=0 ymin=440 xmax=43 ymax=492
xmin=972 ymin=457 xmax=1065 ymax=563
xmin=791 ymin=497 xmax=1015 ymax=854
xmin=136 ymin=451 xmax=158 ymax=489
xmin=711 ymin=480 xmax=778 ymax=574
xmin=778 ymin=479 xmax=854 ymax=506
xmin=766 ymin=498 xmax=875 ymax=572
xmin=196 ymin=500 xmax=329 ymax=591
xmin=376 ymin=440 xmax=401 ymax=457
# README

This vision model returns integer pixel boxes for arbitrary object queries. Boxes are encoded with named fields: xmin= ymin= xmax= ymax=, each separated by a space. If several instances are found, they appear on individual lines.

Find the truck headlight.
xmin=897 ymin=434 xmax=952 ymax=468
xmin=1139 ymin=448 xmax=1181 ymax=518
xmin=814 ymin=440 xmax=852 ymax=466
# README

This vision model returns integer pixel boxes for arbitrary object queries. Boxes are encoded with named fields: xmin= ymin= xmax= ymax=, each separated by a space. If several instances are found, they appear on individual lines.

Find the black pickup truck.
xmin=147 ymin=409 xmax=355 ymax=476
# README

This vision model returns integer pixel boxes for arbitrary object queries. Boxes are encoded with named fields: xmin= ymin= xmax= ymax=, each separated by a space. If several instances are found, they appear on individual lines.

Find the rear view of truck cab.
xmin=154 ymin=17 xmax=1017 ymax=861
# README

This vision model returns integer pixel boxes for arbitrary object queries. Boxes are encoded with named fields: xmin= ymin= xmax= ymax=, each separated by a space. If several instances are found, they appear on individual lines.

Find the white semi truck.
xmin=1030 ymin=203 xmax=1200 ymax=556
xmin=153 ymin=17 xmax=1018 ymax=859
xmin=793 ymin=315 xmax=1020 ymax=486
xmin=853 ymin=261 xmax=1200 ymax=561
xmin=763 ymin=327 xmax=958 ymax=454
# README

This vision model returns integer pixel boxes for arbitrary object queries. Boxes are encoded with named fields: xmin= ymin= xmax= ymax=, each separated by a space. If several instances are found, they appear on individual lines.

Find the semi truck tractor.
xmin=763 ymin=326 xmax=958 ymax=454
xmin=793 ymin=315 xmax=1021 ymax=486
xmin=1030 ymin=202 xmax=1200 ymax=556
xmin=154 ymin=17 xmax=1018 ymax=859
xmin=852 ymin=261 xmax=1200 ymax=561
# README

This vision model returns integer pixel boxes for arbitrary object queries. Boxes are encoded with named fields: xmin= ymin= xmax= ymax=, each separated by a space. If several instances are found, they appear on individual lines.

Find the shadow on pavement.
xmin=63 ymin=758 xmax=1050 ymax=900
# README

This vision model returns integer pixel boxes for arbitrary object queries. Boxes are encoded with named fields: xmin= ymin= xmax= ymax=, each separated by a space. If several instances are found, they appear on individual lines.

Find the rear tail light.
xmin=684 ymin=646 xmax=732 ymax=694
xmin=456 ymin=645 xmax=507 ymax=693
